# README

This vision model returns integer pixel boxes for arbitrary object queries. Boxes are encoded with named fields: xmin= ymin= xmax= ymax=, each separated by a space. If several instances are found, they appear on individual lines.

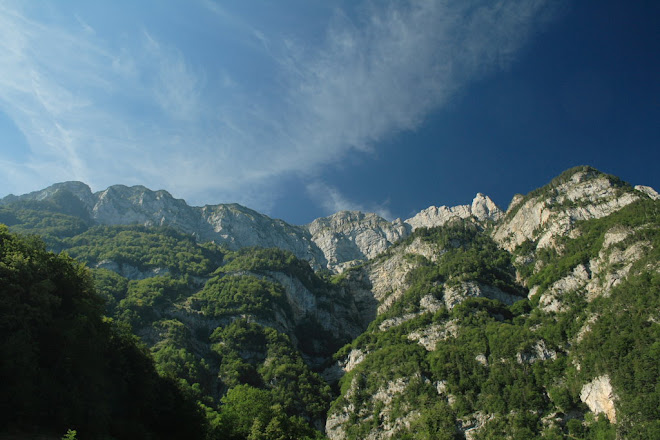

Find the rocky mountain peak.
xmin=198 ymin=203 xmax=327 ymax=267
xmin=307 ymin=210 xmax=387 ymax=232
xmin=3 ymin=167 xmax=656 ymax=274
xmin=2 ymin=166 xmax=659 ymax=439
xmin=305 ymin=210 xmax=409 ymax=270
xmin=50 ymin=181 xmax=95 ymax=203
xmin=92 ymin=184 xmax=194 ymax=228
xmin=0 ymin=181 xmax=94 ymax=206
xmin=493 ymin=166 xmax=643 ymax=251
xmin=635 ymin=185 xmax=660 ymax=200
xmin=405 ymin=193 xmax=502 ymax=230
xmin=471 ymin=192 xmax=503 ymax=222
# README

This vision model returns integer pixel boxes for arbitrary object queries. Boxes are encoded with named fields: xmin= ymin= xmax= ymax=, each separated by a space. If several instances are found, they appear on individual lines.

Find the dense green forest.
xmin=1 ymin=168 xmax=658 ymax=439
xmin=0 ymin=225 xmax=336 ymax=439
xmin=0 ymin=225 xmax=206 ymax=439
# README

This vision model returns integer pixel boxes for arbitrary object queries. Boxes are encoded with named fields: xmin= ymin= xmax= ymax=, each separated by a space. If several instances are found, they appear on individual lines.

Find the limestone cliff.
xmin=580 ymin=375 xmax=617 ymax=423
xmin=305 ymin=211 xmax=409 ymax=271
xmin=1 ymin=182 xmax=505 ymax=273
xmin=324 ymin=168 xmax=659 ymax=439
xmin=1 ymin=182 xmax=329 ymax=268
xmin=405 ymin=193 xmax=503 ymax=230
xmin=493 ymin=167 xmax=643 ymax=251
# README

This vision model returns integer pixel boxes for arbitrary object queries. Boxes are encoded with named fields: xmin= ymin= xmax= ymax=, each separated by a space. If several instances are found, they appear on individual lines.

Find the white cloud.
xmin=245 ymin=0 xmax=558 ymax=212
xmin=0 ymin=3 xmax=104 ymax=188
xmin=279 ymin=1 xmax=556 ymax=161
xmin=201 ymin=0 xmax=271 ymax=52
xmin=0 ymin=3 xmax=208 ymax=196
xmin=74 ymin=14 xmax=95 ymax=35
xmin=306 ymin=180 xmax=393 ymax=220
xmin=143 ymin=31 xmax=204 ymax=121
xmin=0 ymin=0 xmax=558 ymax=216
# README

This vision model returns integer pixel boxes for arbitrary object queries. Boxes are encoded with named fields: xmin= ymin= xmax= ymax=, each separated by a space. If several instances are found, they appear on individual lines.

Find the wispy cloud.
xmin=201 ymin=0 xmax=271 ymax=51
xmin=0 ymin=3 xmax=105 ymax=187
xmin=0 ymin=2 xmax=208 ymax=195
xmin=307 ymin=180 xmax=393 ymax=220
xmin=0 ymin=0 xmax=558 ymax=217
xmin=74 ymin=13 xmax=95 ymax=35
xmin=251 ymin=0 xmax=558 ymax=213
xmin=278 ymin=0 xmax=556 ymax=165
xmin=142 ymin=30 xmax=204 ymax=121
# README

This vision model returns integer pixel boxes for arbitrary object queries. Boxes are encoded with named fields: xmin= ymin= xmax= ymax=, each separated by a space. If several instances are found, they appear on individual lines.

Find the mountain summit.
xmin=2 ymin=180 xmax=507 ymax=272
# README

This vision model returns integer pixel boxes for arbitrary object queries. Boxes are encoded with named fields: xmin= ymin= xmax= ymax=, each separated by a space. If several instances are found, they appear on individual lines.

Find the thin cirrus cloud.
xmin=306 ymin=180 xmax=394 ymax=221
xmin=0 ymin=0 xmax=557 ymax=217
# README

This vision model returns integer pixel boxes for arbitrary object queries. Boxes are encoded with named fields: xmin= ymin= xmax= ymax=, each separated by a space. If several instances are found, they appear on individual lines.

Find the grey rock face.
xmin=90 ymin=186 xmax=329 ymax=267
xmin=443 ymin=281 xmax=521 ymax=310
xmin=635 ymin=185 xmax=660 ymax=200
xmin=0 ymin=181 xmax=95 ymax=206
xmin=2 ymin=182 xmax=508 ymax=272
xmin=305 ymin=211 xmax=410 ymax=270
xmin=3 ymin=182 xmax=329 ymax=268
xmin=407 ymin=319 xmax=459 ymax=351
xmin=516 ymin=340 xmax=557 ymax=364
xmin=6 ymin=176 xmax=656 ymax=278
xmin=326 ymin=374 xmax=424 ymax=440
xmin=198 ymin=204 xmax=327 ymax=268
xmin=405 ymin=193 xmax=503 ymax=231
xmin=580 ymin=375 xmax=617 ymax=423
xmin=304 ymin=193 xmax=502 ymax=271
xmin=530 ymin=225 xmax=653 ymax=313
xmin=493 ymin=170 xmax=642 ymax=251
xmin=92 ymin=185 xmax=198 ymax=230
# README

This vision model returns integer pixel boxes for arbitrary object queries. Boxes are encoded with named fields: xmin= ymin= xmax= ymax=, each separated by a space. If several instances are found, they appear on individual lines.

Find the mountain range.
xmin=1 ymin=165 xmax=658 ymax=439
xmin=1 ymin=180 xmax=504 ymax=272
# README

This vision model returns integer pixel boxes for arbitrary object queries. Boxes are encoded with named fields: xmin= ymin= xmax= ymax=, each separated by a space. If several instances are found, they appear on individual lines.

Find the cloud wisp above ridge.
xmin=0 ymin=0 xmax=558 ymax=218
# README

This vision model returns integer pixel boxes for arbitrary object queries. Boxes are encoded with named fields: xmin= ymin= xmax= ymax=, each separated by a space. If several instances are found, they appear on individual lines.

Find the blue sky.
xmin=0 ymin=1 xmax=658 ymax=224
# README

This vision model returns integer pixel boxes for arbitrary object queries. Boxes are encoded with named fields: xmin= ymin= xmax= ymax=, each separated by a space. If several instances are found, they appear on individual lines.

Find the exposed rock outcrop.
xmin=493 ymin=168 xmax=640 ymax=251
xmin=3 ymin=183 xmax=507 ymax=273
xmin=407 ymin=320 xmax=459 ymax=351
xmin=580 ymin=375 xmax=618 ymax=423
xmin=531 ymin=225 xmax=653 ymax=312
xmin=536 ymin=264 xmax=591 ymax=313
xmin=405 ymin=193 xmax=502 ymax=230
xmin=635 ymin=185 xmax=660 ymax=200
xmin=305 ymin=211 xmax=409 ymax=270
xmin=326 ymin=375 xmax=424 ymax=440
xmin=516 ymin=340 xmax=557 ymax=364
xmin=95 ymin=260 xmax=170 ymax=280
xmin=443 ymin=281 xmax=521 ymax=310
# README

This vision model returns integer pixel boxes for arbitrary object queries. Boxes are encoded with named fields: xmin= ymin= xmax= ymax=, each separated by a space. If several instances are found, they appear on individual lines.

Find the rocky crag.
xmin=322 ymin=167 xmax=659 ymax=439
xmin=1 ymin=181 xmax=505 ymax=272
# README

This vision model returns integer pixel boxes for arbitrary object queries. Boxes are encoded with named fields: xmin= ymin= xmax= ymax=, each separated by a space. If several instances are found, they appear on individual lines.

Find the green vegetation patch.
xmin=0 ymin=225 xmax=206 ymax=439
xmin=575 ymin=270 xmax=660 ymax=438
xmin=206 ymin=319 xmax=332 ymax=438
xmin=62 ymin=224 xmax=224 ymax=276
xmin=191 ymin=273 xmax=289 ymax=319
xmin=220 ymin=247 xmax=325 ymax=291
xmin=117 ymin=275 xmax=193 ymax=328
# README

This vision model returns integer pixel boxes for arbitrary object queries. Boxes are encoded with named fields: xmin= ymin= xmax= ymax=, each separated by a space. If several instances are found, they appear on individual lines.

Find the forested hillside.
xmin=1 ymin=166 xmax=658 ymax=439
xmin=0 ymin=226 xmax=206 ymax=439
